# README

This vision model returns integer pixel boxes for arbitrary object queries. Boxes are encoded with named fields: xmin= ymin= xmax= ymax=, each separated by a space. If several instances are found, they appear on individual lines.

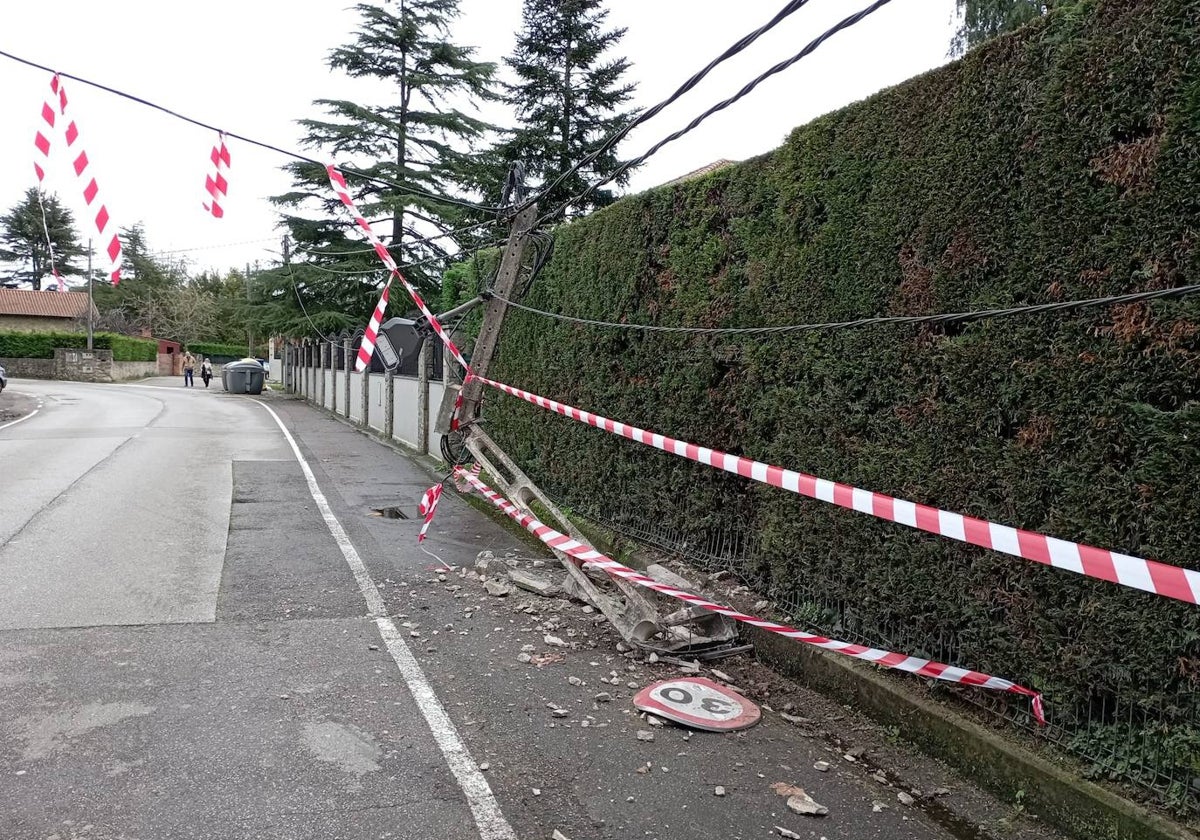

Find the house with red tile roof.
xmin=0 ymin=289 xmax=99 ymax=333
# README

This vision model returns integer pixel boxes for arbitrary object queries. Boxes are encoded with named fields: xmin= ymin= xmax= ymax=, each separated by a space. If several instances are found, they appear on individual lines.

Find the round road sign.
xmin=633 ymin=677 xmax=760 ymax=732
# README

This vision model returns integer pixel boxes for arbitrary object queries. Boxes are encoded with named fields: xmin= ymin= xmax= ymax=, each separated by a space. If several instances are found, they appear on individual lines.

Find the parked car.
xmin=0 ymin=363 xmax=7 ymax=393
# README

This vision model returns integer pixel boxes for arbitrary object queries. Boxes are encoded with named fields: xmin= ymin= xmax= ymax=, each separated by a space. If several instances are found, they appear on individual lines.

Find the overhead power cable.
xmin=0 ymin=48 xmax=497 ymax=214
xmin=521 ymin=0 xmax=818 ymax=211
xmin=536 ymin=0 xmax=896 ymax=225
xmin=489 ymin=284 xmax=1200 ymax=336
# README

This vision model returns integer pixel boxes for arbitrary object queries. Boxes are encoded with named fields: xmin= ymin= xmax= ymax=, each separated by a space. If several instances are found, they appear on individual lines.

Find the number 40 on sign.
xmin=633 ymin=677 xmax=761 ymax=732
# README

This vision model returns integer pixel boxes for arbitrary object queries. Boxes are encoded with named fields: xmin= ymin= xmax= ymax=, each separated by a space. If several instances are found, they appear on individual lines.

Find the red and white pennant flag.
xmin=325 ymin=165 xmax=472 ymax=375
xmin=32 ymin=74 xmax=123 ymax=285
xmin=417 ymin=483 xmax=444 ymax=542
xmin=203 ymin=132 xmax=231 ymax=218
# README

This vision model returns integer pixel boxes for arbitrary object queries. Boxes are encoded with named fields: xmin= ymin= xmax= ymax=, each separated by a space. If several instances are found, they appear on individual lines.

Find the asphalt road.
xmin=0 ymin=378 xmax=1066 ymax=840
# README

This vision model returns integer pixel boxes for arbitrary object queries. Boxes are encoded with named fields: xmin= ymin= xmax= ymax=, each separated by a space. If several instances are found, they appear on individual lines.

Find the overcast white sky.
xmin=0 ymin=0 xmax=959 ymax=280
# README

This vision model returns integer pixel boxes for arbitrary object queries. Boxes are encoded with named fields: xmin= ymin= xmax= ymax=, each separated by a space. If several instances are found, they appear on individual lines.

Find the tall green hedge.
xmin=0 ymin=331 xmax=156 ymax=362
xmin=487 ymin=0 xmax=1199 ymax=803
xmin=188 ymin=341 xmax=255 ymax=361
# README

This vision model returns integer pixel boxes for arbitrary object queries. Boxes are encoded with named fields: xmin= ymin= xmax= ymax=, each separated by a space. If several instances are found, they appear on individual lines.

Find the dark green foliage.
xmin=951 ymin=1 xmax=1065 ymax=55
xmin=273 ymin=0 xmax=498 ymax=308
xmin=497 ymin=0 xmax=637 ymax=216
xmin=0 ymin=189 xmax=86 ymax=290
xmin=485 ymin=0 xmax=1200 ymax=799
xmin=188 ymin=341 xmax=251 ymax=360
xmin=0 ymin=330 xmax=155 ymax=361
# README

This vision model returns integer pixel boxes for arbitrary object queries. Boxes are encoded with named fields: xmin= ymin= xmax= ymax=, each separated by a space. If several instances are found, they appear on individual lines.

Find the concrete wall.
xmin=428 ymin=381 xmax=446 ymax=456
xmin=0 ymin=357 xmax=55 ymax=378
xmin=289 ymin=353 xmax=448 ymax=463
xmin=367 ymin=374 xmax=387 ymax=434
xmin=112 ymin=361 xmax=158 ymax=381
xmin=349 ymin=373 xmax=364 ymax=423
xmin=0 ymin=316 xmax=80 ymax=332
xmin=322 ymin=371 xmax=335 ymax=412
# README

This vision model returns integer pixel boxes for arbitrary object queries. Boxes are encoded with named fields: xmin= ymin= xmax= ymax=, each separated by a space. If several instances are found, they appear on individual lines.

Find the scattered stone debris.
xmin=872 ymin=771 xmax=889 ymax=784
xmin=779 ymin=712 xmax=811 ymax=726
xmin=771 ymin=783 xmax=828 ymax=817
xmin=551 ymin=709 xmax=569 ymax=718
xmin=517 ymin=653 xmax=533 ymax=664
xmin=645 ymin=714 xmax=664 ymax=728
xmin=872 ymin=801 xmax=889 ymax=813
xmin=367 ymin=644 xmax=379 ymax=651
xmin=714 ymin=785 xmax=726 ymax=797
xmin=897 ymin=792 xmax=916 ymax=807
xmin=508 ymin=568 xmax=560 ymax=597
xmin=813 ymin=761 xmax=830 ymax=772
xmin=568 ymin=676 xmax=584 ymax=686
xmin=551 ymin=831 xmax=570 ymax=840
xmin=636 ymin=730 xmax=655 ymax=742
xmin=483 ymin=579 xmax=514 ymax=597
xmin=478 ymin=762 xmax=490 ymax=771
xmin=774 ymin=828 xmax=802 ymax=840
xmin=594 ymin=692 xmax=612 ymax=703
xmin=646 ymin=563 xmax=700 ymax=592
xmin=544 ymin=634 xmax=568 ymax=647
xmin=930 ymin=786 xmax=952 ymax=797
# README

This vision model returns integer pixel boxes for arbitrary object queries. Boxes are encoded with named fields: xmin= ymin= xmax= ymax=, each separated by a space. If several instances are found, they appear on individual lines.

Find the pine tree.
xmin=951 ymin=1 xmax=1060 ymax=56
xmin=0 ymin=188 xmax=86 ymax=290
xmin=273 ymin=0 xmax=498 ymax=310
xmin=500 ymin=0 xmax=637 ymax=218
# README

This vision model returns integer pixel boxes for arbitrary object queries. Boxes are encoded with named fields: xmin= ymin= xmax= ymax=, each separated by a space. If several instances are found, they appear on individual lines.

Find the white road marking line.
xmin=255 ymin=401 xmax=517 ymax=840
xmin=0 ymin=395 xmax=41 ymax=432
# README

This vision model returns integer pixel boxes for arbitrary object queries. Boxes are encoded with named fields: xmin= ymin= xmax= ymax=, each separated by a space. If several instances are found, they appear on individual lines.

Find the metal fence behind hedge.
xmin=548 ymin=480 xmax=1200 ymax=816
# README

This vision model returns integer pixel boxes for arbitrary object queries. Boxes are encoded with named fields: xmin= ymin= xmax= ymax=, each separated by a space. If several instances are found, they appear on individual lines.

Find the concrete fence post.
xmin=361 ymin=365 xmax=371 ymax=427
xmin=342 ymin=338 xmax=352 ymax=419
xmin=417 ymin=341 xmax=431 ymax=455
xmin=384 ymin=371 xmax=395 ymax=439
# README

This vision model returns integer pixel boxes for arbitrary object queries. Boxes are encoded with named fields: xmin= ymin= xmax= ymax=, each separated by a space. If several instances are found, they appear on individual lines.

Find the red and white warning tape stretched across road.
xmin=453 ymin=466 xmax=1046 ymax=724
xmin=475 ymin=376 xmax=1200 ymax=606
xmin=33 ymin=75 xmax=66 ymax=183
xmin=417 ymin=483 xmax=444 ymax=543
xmin=32 ymin=81 xmax=66 ymax=291
xmin=326 ymin=166 xmax=471 ymax=375
xmin=37 ymin=75 xmax=123 ymax=284
xmin=203 ymin=132 xmax=231 ymax=218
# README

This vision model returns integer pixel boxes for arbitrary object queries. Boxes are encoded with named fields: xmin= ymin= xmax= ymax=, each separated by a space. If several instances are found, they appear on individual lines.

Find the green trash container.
xmin=222 ymin=359 xmax=266 ymax=395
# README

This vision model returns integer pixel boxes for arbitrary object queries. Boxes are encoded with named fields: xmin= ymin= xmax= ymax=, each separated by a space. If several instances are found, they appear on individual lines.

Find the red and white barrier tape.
xmin=37 ymin=75 xmax=122 ymax=284
xmin=453 ymin=466 xmax=1046 ymax=724
xmin=33 ymin=75 xmax=66 ymax=183
xmin=326 ymin=166 xmax=471 ymax=374
xmin=203 ymin=132 xmax=231 ymax=218
xmin=477 ymin=376 xmax=1200 ymax=606
xmin=417 ymin=483 xmax=443 ymax=543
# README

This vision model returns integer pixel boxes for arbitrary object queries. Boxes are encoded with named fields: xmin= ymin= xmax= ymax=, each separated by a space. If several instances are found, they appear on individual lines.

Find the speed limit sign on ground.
xmin=633 ymin=677 xmax=761 ymax=732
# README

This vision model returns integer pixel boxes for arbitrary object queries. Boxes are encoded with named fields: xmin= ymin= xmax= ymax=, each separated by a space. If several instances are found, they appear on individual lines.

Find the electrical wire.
xmin=520 ymin=0 xmax=818 ymax=211
xmin=0 ymin=48 xmax=498 ymax=215
xmin=536 ymin=0 xmax=896 ymax=225
xmin=285 ymin=262 xmax=337 ymax=343
xmin=490 ymin=284 xmax=1200 ymax=336
xmin=153 ymin=236 xmax=280 ymax=254
xmin=292 ymin=217 xmax=501 ymax=262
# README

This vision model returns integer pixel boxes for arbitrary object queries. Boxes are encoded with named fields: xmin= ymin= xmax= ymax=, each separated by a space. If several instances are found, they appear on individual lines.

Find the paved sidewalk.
xmin=266 ymin=394 xmax=1066 ymax=840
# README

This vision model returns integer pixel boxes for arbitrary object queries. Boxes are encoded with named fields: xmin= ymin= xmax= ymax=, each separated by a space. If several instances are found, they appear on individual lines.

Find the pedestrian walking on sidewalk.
xmin=200 ymin=358 xmax=213 ymax=388
xmin=183 ymin=352 xmax=195 ymax=387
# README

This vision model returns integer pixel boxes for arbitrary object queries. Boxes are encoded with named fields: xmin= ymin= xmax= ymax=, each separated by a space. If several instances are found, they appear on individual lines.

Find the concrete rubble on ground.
xmin=771 ymin=783 xmax=828 ymax=817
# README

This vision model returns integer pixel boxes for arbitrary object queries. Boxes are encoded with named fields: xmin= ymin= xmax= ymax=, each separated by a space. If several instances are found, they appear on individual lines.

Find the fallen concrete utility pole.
xmin=435 ymin=199 xmax=739 ymax=653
